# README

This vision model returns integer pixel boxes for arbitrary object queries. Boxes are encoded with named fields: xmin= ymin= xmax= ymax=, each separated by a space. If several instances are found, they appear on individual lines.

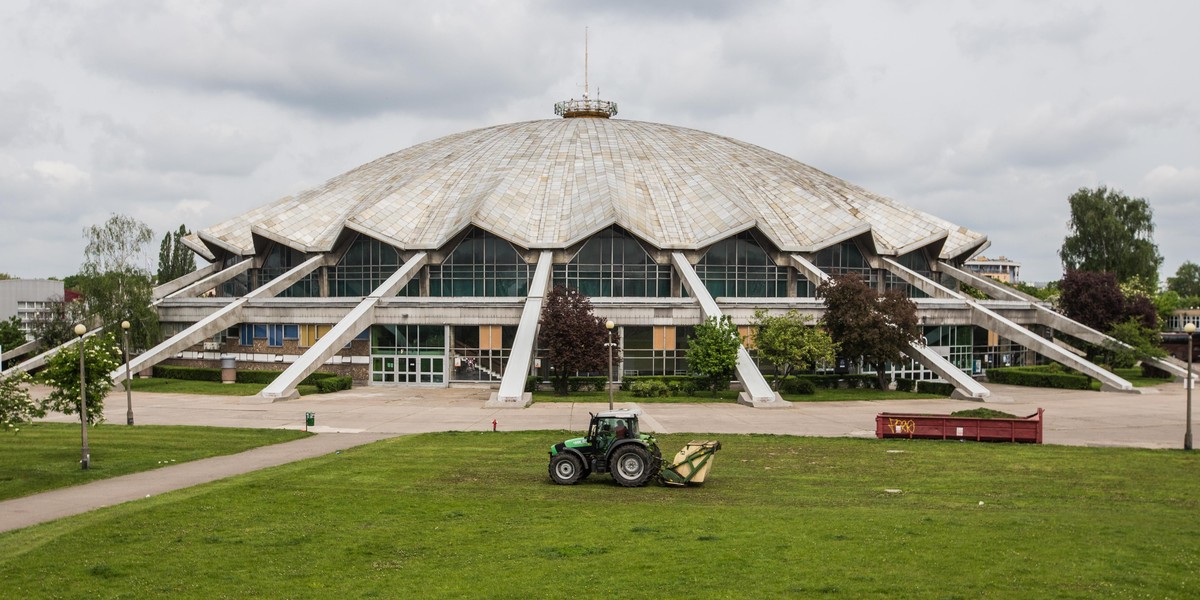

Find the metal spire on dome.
xmin=555 ymin=27 xmax=617 ymax=118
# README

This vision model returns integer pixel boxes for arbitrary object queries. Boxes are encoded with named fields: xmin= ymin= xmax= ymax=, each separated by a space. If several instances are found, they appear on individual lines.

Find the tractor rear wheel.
xmin=549 ymin=453 xmax=585 ymax=485
xmin=610 ymin=445 xmax=655 ymax=487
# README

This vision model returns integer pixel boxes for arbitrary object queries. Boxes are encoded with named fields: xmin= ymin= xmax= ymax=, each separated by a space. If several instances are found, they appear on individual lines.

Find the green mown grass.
xmin=0 ymin=423 xmax=311 ymax=501
xmin=535 ymin=388 xmax=944 ymax=404
xmin=1 ymin=431 xmax=1196 ymax=598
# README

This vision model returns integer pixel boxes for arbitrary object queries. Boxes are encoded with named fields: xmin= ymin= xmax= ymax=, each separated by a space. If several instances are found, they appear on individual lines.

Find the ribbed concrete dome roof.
xmin=197 ymin=117 xmax=986 ymax=260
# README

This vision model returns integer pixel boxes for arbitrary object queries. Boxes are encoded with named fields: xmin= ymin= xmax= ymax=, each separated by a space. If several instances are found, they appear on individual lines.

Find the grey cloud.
xmin=68 ymin=1 xmax=570 ymax=119
xmin=955 ymin=5 xmax=1102 ymax=57
xmin=0 ymin=82 xmax=62 ymax=146
xmin=83 ymin=114 xmax=281 ymax=177
xmin=536 ymin=0 xmax=781 ymax=20
xmin=941 ymin=99 xmax=1175 ymax=174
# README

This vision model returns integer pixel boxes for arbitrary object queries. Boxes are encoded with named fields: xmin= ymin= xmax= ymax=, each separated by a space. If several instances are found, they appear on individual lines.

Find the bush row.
xmin=525 ymin=376 xmax=608 ymax=393
xmin=916 ymin=380 xmax=957 ymax=397
xmin=620 ymin=375 xmax=709 ymax=392
xmin=151 ymin=365 xmax=348 ymax=392
xmin=985 ymin=365 xmax=1090 ymax=390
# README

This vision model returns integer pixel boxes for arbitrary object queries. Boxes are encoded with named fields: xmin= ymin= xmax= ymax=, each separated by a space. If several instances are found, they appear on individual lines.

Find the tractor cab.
xmin=588 ymin=410 xmax=641 ymax=453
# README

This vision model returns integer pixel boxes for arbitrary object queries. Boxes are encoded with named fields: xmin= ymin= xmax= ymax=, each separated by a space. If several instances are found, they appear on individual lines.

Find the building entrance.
xmin=371 ymin=355 xmax=445 ymax=385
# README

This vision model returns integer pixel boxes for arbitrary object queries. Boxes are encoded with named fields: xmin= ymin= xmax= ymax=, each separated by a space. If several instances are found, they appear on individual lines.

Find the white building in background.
xmin=963 ymin=256 xmax=1021 ymax=284
xmin=0 ymin=279 xmax=64 ymax=337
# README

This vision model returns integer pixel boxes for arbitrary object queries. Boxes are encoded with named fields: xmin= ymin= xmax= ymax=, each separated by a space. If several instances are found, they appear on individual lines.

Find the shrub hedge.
xmin=985 ymin=365 xmax=1090 ymax=390
xmin=151 ymin=365 xmax=349 ymax=393
xmin=916 ymin=380 xmax=957 ymax=397
xmin=620 ymin=375 xmax=708 ymax=392
xmin=779 ymin=376 xmax=816 ymax=395
xmin=630 ymin=379 xmax=670 ymax=398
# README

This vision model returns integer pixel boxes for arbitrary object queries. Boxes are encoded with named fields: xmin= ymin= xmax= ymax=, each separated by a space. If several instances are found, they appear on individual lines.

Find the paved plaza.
xmin=2 ymin=381 xmax=1193 ymax=533
xmin=31 ymin=382 xmax=1195 ymax=448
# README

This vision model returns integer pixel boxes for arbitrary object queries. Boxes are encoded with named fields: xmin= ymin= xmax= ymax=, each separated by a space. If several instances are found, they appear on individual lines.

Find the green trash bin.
xmin=305 ymin=412 xmax=315 ymax=428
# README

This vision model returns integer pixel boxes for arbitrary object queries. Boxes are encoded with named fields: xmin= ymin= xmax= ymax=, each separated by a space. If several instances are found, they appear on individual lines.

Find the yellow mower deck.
xmin=659 ymin=440 xmax=722 ymax=486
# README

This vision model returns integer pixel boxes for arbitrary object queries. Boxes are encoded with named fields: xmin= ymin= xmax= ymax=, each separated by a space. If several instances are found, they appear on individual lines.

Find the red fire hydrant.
xmin=492 ymin=419 xmax=497 ymax=432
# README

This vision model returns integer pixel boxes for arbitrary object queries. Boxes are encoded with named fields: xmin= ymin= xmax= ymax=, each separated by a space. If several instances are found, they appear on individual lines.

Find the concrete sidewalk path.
xmin=0 ymin=431 xmax=397 ymax=534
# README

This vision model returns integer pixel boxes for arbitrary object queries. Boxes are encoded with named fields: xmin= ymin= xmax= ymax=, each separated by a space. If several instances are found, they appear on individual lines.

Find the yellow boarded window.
xmin=653 ymin=326 xmax=676 ymax=350
xmin=300 ymin=325 xmax=335 ymax=347
xmin=738 ymin=325 xmax=756 ymax=349
xmin=480 ymin=325 xmax=504 ymax=350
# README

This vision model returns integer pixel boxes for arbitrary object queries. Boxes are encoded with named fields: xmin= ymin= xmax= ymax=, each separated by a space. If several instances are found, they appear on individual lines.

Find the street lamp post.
xmin=74 ymin=324 xmax=90 ymax=470
xmin=1185 ymin=322 xmax=1196 ymax=451
xmin=122 ymin=320 xmax=133 ymax=426
xmin=605 ymin=320 xmax=615 ymax=411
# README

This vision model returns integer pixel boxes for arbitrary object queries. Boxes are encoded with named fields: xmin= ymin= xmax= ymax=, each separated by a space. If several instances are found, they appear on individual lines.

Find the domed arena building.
xmin=118 ymin=95 xmax=1182 ymax=406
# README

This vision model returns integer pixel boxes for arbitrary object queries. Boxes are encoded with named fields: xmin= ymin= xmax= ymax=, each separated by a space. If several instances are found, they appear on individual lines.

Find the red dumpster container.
xmin=875 ymin=408 xmax=1043 ymax=443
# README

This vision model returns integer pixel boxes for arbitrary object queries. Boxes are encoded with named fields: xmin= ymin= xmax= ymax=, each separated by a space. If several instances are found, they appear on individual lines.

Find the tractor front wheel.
xmin=610 ymin=445 xmax=655 ymax=487
xmin=549 ymin=453 xmax=585 ymax=485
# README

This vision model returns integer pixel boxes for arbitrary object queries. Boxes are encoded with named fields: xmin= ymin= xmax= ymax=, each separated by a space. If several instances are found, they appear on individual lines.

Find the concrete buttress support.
xmin=672 ymin=252 xmax=785 ymax=408
xmin=488 ymin=251 xmax=554 ymax=407
xmin=259 ymin=253 xmax=428 ymax=400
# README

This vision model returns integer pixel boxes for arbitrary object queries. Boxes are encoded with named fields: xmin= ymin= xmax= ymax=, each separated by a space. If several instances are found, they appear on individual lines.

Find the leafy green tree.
xmin=1059 ymin=186 xmax=1162 ymax=284
xmin=537 ymin=286 xmax=615 ymax=395
xmin=1154 ymin=290 xmax=1182 ymax=329
xmin=39 ymin=332 xmax=120 ymax=425
xmin=77 ymin=214 xmax=159 ymax=349
xmin=819 ymin=274 xmax=919 ymax=390
xmin=751 ymin=309 xmax=837 ymax=390
xmin=687 ymin=316 xmax=742 ymax=395
xmin=1104 ymin=318 xmax=1167 ymax=369
xmin=1168 ymin=261 xmax=1200 ymax=298
xmin=0 ymin=272 xmax=13 ymax=280
xmin=1 ymin=371 xmax=43 ymax=432
xmin=0 ymin=316 xmax=26 ymax=369
xmin=157 ymin=224 xmax=196 ymax=283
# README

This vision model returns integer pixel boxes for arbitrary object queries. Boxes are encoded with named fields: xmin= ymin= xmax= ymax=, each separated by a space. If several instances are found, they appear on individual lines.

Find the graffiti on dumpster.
xmin=888 ymin=418 xmax=916 ymax=435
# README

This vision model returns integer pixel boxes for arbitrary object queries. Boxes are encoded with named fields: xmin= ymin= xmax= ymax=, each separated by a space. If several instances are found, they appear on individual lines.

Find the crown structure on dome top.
xmin=555 ymin=27 xmax=617 ymax=118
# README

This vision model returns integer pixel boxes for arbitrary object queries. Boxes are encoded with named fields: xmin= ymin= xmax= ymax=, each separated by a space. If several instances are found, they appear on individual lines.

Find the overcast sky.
xmin=1 ymin=0 xmax=1196 ymax=284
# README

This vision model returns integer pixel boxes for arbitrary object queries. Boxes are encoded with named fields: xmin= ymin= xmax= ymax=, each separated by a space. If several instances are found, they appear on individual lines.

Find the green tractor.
xmin=548 ymin=409 xmax=721 ymax=487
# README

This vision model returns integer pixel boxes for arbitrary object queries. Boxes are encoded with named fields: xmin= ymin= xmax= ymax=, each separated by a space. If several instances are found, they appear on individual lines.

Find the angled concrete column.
xmin=901 ymin=343 xmax=990 ymax=400
xmin=939 ymin=261 xmax=1185 ymax=380
xmin=671 ymin=252 xmax=784 ymax=408
xmin=7 ymin=327 xmax=103 ymax=376
xmin=162 ymin=258 xmax=254 ymax=300
xmin=880 ymin=257 xmax=959 ymax=299
xmin=1029 ymin=304 xmax=1189 ymax=378
xmin=936 ymin=261 xmax=1042 ymax=302
xmin=0 ymin=339 xmax=39 ymax=375
xmin=260 ymin=253 xmax=428 ymax=400
xmin=788 ymin=254 xmax=830 ymax=286
xmin=488 ymin=251 xmax=554 ymax=407
xmin=970 ymin=303 xmax=1134 ymax=392
xmin=875 ymin=257 xmax=990 ymax=399
xmin=153 ymin=261 xmax=222 ymax=302
xmin=112 ymin=255 xmax=328 ymax=385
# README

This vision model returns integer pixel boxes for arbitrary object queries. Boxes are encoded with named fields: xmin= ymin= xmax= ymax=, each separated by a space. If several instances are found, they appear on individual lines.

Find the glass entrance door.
xmin=371 ymin=355 xmax=445 ymax=385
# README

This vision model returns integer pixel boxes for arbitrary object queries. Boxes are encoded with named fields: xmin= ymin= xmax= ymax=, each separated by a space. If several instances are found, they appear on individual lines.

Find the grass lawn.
xmin=0 ymin=423 xmax=311 ymax=501
xmin=1091 ymin=368 xmax=1176 ymax=390
xmin=1 ymin=431 xmax=1195 ymax=598
xmin=534 ymin=388 xmax=945 ymax=404
xmin=129 ymin=378 xmax=319 ymax=396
